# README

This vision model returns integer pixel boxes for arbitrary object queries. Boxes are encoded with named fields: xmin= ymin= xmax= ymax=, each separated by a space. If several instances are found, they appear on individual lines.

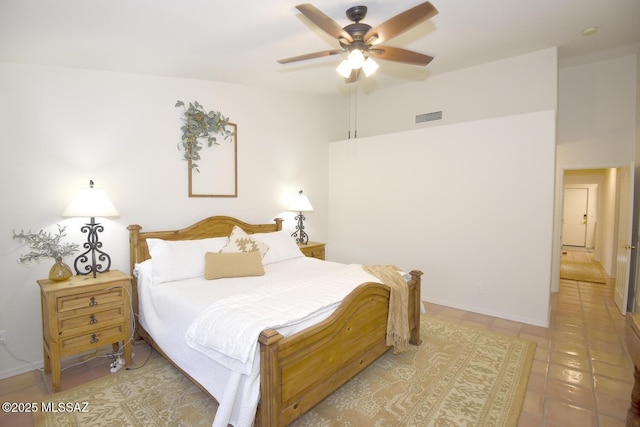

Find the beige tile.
xmin=549 ymin=351 xmax=590 ymax=372
xmin=594 ymin=376 xmax=634 ymax=400
xmin=521 ymin=389 xmax=544 ymax=415
xmin=543 ymin=399 xmax=597 ymax=426
xmin=516 ymin=410 xmax=542 ymax=427
xmin=592 ymin=360 xmax=634 ymax=382
xmin=548 ymin=363 xmax=594 ymax=389
xmin=590 ymin=349 xmax=633 ymax=368
xmin=545 ymin=379 xmax=595 ymax=409
xmin=595 ymin=392 xmax=632 ymax=422
xmin=597 ymin=413 xmax=628 ymax=427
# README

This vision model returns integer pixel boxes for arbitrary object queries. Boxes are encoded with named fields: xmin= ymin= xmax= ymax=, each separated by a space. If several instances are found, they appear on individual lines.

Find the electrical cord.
xmin=125 ymin=344 xmax=153 ymax=370
xmin=0 ymin=341 xmax=44 ymax=372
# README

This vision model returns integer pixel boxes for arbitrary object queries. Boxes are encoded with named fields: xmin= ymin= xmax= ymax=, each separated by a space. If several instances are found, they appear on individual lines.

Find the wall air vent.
xmin=415 ymin=111 xmax=443 ymax=123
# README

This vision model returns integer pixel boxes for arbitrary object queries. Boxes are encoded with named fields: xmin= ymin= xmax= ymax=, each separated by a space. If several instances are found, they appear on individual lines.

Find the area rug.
xmin=34 ymin=315 xmax=535 ymax=427
xmin=561 ymin=259 xmax=606 ymax=283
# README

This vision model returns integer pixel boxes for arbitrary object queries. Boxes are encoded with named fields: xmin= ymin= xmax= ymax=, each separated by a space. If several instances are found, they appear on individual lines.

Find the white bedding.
xmin=135 ymin=256 xmax=382 ymax=427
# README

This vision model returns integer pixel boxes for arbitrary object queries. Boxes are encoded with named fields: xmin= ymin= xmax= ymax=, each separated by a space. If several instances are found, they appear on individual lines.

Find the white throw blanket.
xmin=184 ymin=264 xmax=377 ymax=375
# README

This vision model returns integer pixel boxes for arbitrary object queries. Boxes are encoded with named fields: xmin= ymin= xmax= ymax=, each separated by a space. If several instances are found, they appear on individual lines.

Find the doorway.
xmin=558 ymin=167 xmax=635 ymax=314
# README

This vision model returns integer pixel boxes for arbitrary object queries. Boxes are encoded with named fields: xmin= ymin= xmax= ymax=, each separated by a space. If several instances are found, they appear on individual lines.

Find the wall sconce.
xmin=62 ymin=180 xmax=119 ymax=278
xmin=289 ymin=190 xmax=314 ymax=245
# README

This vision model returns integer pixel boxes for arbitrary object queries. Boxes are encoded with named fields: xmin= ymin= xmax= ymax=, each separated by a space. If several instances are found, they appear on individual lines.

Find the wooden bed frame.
xmin=128 ymin=215 xmax=423 ymax=426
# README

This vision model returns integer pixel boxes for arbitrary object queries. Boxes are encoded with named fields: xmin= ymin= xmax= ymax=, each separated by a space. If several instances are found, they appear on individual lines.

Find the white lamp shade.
xmin=62 ymin=187 xmax=119 ymax=218
xmin=336 ymin=59 xmax=351 ymax=78
xmin=362 ymin=57 xmax=379 ymax=76
xmin=289 ymin=191 xmax=314 ymax=212
xmin=347 ymin=49 xmax=365 ymax=69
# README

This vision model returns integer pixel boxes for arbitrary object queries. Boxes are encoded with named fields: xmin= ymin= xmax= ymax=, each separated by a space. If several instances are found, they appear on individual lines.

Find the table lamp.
xmin=289 ymin=190 xmax=314 ymax=245
xmin=62 ymin=180 xmax=119 ymax=278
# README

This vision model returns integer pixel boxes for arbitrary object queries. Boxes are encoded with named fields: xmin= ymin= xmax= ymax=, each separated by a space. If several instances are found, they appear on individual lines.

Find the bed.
xmin=128 ymin=215 xmax=423 ymax=427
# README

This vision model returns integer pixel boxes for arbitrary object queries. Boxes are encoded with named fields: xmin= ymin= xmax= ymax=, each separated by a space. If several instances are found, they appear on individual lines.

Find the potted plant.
xmin=12 ymin=225 xmax=79 ymax=281
xmin=175 ymin=100 xmax=235 ymax=172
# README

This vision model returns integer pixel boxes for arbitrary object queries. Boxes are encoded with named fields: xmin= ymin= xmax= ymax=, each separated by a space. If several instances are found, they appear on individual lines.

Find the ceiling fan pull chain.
xmin=348 ymin=85 xmax=352 ymax=139
xmin=354 ymin=86 xmax=358 ymax=139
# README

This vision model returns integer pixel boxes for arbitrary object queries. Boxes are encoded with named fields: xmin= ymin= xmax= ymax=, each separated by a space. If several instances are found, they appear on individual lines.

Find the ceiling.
xmin=1 ymin=0 xmax=639 ymax=96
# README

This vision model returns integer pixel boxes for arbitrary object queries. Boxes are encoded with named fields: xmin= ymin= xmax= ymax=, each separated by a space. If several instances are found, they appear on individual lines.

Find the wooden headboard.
xmin=127 ymin=216 xmax=283 ymax=325
xmin=128 ymin=216 xmax=283 ymax=274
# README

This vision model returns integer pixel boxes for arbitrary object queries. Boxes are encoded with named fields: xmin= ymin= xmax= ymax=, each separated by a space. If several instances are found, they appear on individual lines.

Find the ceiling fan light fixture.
xmin=347 ymin=49 xmax=365 ymax=69
xmin=336 ymin=59 xmax=352 ymax=78
xmin=362 ymin=57 xmax=379 ymax=76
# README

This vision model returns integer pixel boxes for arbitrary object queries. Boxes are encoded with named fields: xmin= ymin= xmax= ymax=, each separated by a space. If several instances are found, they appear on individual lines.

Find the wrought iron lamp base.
xmin=73 ymin=217 xmax=111 ymax=278
xmin=291 ymin=212 xmax=309 ymax=245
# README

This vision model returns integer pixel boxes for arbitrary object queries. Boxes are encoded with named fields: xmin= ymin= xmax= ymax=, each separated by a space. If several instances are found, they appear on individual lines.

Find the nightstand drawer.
xmin=58 ymin=305 xmax=125 ymax=333
xmin=305 ymin=247 xmax=325 ymax=259
xmin=57 ymin=288 xmax=125 ymax=313
xmin=60 ymin=324 xmax=125 ymax=353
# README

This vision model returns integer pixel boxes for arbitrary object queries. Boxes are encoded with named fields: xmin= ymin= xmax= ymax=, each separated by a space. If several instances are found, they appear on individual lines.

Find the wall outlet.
xmin=0 ymin=330 xmax=6 ymax=345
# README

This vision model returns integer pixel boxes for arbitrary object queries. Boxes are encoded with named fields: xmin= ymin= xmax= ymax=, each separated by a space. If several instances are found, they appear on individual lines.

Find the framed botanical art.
xmin=188 ymin=123 xmax=238 ymax=197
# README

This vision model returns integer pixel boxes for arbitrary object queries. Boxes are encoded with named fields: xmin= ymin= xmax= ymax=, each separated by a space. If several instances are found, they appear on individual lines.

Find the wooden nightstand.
xmin=298 ymin=241 xmax=326 ymax=260
xmin=37 ymin=270 xmax=132 ymax=392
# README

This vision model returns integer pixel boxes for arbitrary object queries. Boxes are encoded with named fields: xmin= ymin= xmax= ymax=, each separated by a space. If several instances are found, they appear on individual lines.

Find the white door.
xmin=562 ymin=188 xmax=588 ymax=247
xmin=614 ymin=163 xmax=635 ymax=315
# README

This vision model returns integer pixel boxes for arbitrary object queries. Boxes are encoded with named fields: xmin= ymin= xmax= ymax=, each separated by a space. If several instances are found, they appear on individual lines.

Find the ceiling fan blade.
xmin=277 ymin=49 xmax=344 ymax=64
xmin=296 ymin=4 xmax=353 ymax=43
xmin=368 ymin=46 xmax=433 ymax=66
xmin=364 ymin=1 xmax=438 ymax=45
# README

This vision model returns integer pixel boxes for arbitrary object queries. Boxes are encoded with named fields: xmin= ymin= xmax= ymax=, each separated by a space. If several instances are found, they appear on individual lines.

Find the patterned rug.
xmin=34 ymin=315 xmax=535 ymax=427
xmin=560 ymin=259 xmax=607 ymax=283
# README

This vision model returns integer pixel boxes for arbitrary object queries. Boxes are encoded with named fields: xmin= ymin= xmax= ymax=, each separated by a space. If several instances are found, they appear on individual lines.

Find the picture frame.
xmin=188 ymin=123 xmax=238 ymax=198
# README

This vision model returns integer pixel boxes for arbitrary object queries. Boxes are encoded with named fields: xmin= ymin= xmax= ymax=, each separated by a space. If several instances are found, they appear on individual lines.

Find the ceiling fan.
xmin=277 ymin=2 xmax=439 ymax=83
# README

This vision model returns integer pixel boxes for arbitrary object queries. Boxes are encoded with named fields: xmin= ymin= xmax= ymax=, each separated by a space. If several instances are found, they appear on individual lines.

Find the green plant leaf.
xmin=176 ymin=100 xmax=235 ymax=171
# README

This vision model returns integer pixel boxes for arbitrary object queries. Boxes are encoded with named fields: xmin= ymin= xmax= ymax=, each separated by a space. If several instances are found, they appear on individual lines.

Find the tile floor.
xmin=424 ymin=248 xmax=633 ymax=426
xmin=0 ymin=249 xmax=634 ymax=426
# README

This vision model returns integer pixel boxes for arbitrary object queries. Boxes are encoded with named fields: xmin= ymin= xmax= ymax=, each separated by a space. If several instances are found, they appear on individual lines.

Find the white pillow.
xmin=219 ymin=226 xmax=270 ymax=258
xmin=252 ymin=230 xmax=304 ymax=265
xmin=146 ymin=237 xmax=228 ymax=283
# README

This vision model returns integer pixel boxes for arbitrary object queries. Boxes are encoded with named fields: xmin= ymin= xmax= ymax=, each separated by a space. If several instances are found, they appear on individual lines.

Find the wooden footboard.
xmin=257 ymin=270 xmax=422 ymax=426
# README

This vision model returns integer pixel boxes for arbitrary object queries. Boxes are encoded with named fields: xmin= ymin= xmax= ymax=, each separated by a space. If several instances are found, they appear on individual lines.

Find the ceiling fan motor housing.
xmin=341 ymin=6 xmax=372 ymax=49
xmin=346 ymin=5 xmax=367 ymax=22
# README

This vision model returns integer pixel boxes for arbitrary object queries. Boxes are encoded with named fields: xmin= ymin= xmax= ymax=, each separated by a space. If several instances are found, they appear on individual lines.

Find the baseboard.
xmin=424 ymin=297 xmax=549 ymax=328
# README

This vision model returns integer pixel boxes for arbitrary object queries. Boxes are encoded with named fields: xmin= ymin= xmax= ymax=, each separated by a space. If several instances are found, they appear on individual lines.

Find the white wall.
xmin=557 ymin=54 xmax=637 ymax=166
xmin=328 ymin=111 xmax=557 ymax=326
xmin=326 ymin=49 xmax=560 ymax=326
xmin=0 ymin=62 xmax=341 ymax=378
xmin=350 ymin=48 xmax=558 ymax=138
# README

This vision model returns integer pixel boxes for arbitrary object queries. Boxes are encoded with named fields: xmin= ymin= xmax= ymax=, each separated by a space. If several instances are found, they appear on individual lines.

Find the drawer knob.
xmin=89 ymin=314 xmax=98 ymax=325
xmin=89 ymin=296 xmax=98 ymax=306
xmin=90 ymin=334 xmax=99 ymax=344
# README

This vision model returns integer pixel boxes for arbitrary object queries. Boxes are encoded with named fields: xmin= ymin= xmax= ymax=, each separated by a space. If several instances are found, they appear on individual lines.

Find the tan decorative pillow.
xmin=204 ymin=251 xmax=265 ymax=280
xmin=220 ymin=226 xmax=269 ymax=258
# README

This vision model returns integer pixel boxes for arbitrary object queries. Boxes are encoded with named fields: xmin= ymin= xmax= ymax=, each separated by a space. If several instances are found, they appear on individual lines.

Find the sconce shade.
xmin=289 ymin=191 xmax=314 ymax=212
xmin=62 ymin=183 xmax=119 ymax=218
